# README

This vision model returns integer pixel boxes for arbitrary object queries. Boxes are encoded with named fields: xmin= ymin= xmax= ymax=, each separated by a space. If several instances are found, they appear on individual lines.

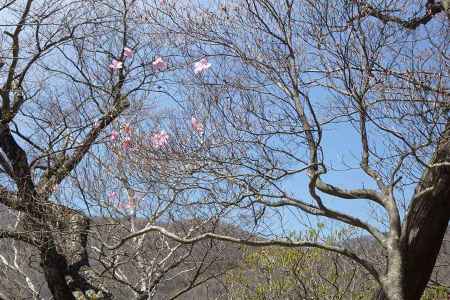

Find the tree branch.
xmin=102 ymin=224 xmax=381 ymax=283
xmin=350 ymin=2 xmax=445 ymax=30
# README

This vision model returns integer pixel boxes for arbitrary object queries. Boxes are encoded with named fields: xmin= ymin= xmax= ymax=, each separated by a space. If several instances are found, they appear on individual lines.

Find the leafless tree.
xmin=0 ymin=0 xmax=236 ymax=299
xmin=98 ymin=1 xmax=449 ymax=300
xmin=0 ymin=0 xmax=448 ymax=299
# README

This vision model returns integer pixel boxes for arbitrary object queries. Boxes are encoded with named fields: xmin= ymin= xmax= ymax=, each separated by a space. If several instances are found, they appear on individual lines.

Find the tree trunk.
xmin=38 ymin=212 xmax=111 ymax=299
xmin=401 ymin=121 xmax=450 ymax=300
xmin=41 ymin=245 xmax=75 ymax=300
xmin=374 ymin=121 xmax=450 ymax=300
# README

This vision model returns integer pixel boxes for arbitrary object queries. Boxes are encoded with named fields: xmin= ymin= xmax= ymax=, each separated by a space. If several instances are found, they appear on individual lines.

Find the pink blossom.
xmin=191 ymin=117 xmax=204 ymax=134
xmin=117 ymin=197 xmax=136 ymax=210
xmin=118 ymin=199 xmax=135 ymax=211
xmin=151 ymin=130 xmax=169 ymax=148
xmin=152 ymin=56 xmax=168 ymax=71
xmin=123 ymin=47 xmax=133 ymax=58
xmin=122 ymin=136 xmax=132 ymax=150
xmin=109 ymin=59 xmax=123 ymax=69
xmin=110 ymin=130 xmax=119 ymax=142
xmin=193 ymin=58 xmax=211 ymax=74
xmin=108 ymin=191 xmax=118 ymax=199
xmin=122 ymin=123 xmax=132 ymax=135
xmin=51 ymin=185 xmax=58 ymax=193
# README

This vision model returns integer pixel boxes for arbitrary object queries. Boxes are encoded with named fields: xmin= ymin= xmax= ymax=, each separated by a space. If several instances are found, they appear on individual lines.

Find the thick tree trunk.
xmin=374 ymin=122 xmax=450 ymax=300
xmin=41 ymin=242 xmax=112 ymax=300
xmin=41 ymin=245 xmax=75 ymax=300
xmin=401 ymin=122 xmax=450 ymax=300
xmin=38 ymin=212 xmax=111 ymax=300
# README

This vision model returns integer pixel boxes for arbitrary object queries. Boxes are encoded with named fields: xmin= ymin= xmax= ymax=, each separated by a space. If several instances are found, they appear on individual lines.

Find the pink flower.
xmin=151 ymin=130 xmax=169 ymax=148
xmin=109 ymin=59 xmax=123 ymax=69
xmin=152 ymin=56 xmax=167 ymax=71
xmin=191 ymin=117 xmax=204 ymax=134
xmin=122 ymin=123 xmax=132 ymax=135
xmin=123 ymin=47 xmax=133 ymax=58
xmin=108 ymin=191 xmax=118 ymax=199
xmin=110 ymin=130 xmax=119 ymax=142
xmin=122 ymin=136 xmax=132 ymax=150
xmin=193 ymin=58 xmax=211 ymax=74
xmin=118 ymin=200 xmax=135 ymax=211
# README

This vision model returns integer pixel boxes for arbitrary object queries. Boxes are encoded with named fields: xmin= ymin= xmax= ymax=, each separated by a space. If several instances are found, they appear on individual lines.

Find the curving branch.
xmin=102 ymin=224 xmax=381 ymax=283
xmin=37 ymin=95 xmax=130 ymax=194
xmin=350 ymin=1 xmax=446 ymax=30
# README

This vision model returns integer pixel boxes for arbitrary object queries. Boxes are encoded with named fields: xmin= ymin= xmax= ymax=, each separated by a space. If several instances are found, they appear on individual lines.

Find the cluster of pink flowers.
xmin=118 ymin=199 xmax=135 ymax=211
xmin=110 ymin=122 xmax=134 ymax=150
xmin=152 ymin=56 xmax=168 ymax=71
xmin=193 ymin=58 xmax=211 ymax=74
xmin=151 ymin=56 xmax=211 ymax=74
xmin=108 ymin=48 xmax=210 ymax=148
xmin=191 ymin=117 xmax=204 ymax=134
xmin=111 ymin=118 xmax=203 ymax=150
xmin=109 ymin=59 xmax=123 ymax=70
xmin=122 ymin=136 xmax=132 ymax=150
xmin=109 ymin=47 xmax=212 ymax=75
xmin=110 ymin=124 xmax=172 ymax=151
xmin=150 ymin=130 xmax=170 ymax=148
xmin=109 ymin=47 xmax=134 ymax=70
xmin=108 ymin=191 xmax=118 ymax=199
xmin=123 ymin=47 xmax=133 ymax=58
xmin=122 ymin=122 xmax=132 ymax=135
xmin=110 ymin=130 xmax=119 ymax=142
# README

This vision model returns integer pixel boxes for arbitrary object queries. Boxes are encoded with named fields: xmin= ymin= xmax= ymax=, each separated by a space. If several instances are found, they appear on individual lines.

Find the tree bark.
xmin=374 ymin=121 xmax=450 ymax=300
xmin=401 ymin=121 xmax=450 ymax=300
xmin=41 ymin=244 xmax=75 ymax=300
xmin=38 ymin=211 xmax=111 ymax=299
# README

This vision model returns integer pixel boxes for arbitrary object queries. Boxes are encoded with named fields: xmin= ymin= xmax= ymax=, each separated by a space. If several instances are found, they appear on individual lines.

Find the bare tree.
xmin=0 ymin=0 xmax=237 ymax=298
xmin=99 ymin=1 xmax=449 ymax=300
xmin=0 ymin=0 xmax=448 ymax=299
